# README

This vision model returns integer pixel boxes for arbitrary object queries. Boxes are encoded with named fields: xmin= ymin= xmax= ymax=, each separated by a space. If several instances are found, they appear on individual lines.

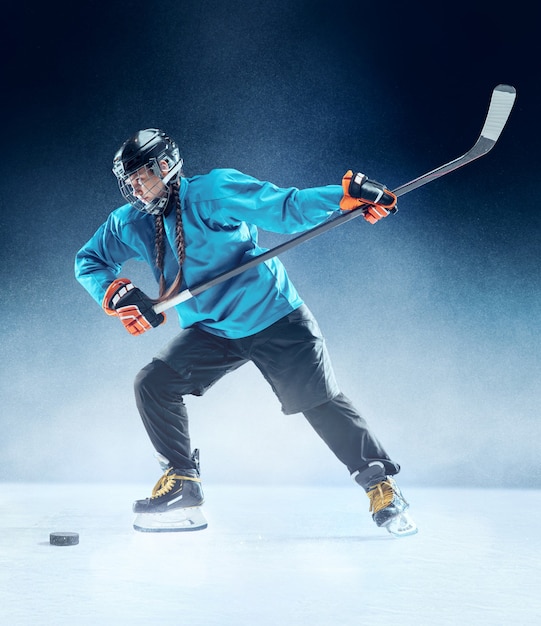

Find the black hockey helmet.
xmin=112 ymin=129 xmax=183 ymax=215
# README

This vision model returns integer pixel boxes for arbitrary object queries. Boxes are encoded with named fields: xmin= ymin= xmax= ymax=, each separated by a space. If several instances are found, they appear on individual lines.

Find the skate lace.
xmin=150 ymin=469 xmax=177 ymax=498
xmin=150 ymin=468 xmax=200 ymax=499
xmin=367 ymin=479 xmax=395 ymax=514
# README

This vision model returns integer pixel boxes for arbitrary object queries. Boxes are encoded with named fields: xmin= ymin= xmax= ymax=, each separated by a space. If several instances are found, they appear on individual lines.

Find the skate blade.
xmin=384 ymin=511 xmax=418 ymax=538
xmin=133 ymin=506 xmax=208 ymax=533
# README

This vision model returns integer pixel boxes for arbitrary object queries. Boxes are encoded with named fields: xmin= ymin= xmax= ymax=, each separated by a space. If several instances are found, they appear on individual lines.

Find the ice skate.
xmin=366 ymin=477 xmax=418 ymax=538
xmin=133 ymin=459 xmax=207 ymax=532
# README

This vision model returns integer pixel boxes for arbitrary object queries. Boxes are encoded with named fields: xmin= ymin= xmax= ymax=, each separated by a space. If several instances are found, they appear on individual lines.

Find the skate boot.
xmin=366 ymin=477 xmax=417 ymax=537
xmin=353 ymin=462 xmax=418 ymax=538
xmin=133 ymin=450 xmax=208 ymax=532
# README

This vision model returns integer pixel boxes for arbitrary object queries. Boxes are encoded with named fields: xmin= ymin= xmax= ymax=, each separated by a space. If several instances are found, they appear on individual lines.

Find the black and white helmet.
xmin=112 ymin=129 xmax=183 ymax=215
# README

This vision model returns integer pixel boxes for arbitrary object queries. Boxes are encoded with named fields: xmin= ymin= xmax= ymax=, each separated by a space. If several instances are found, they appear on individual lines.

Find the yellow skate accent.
xmin=150 ymin=468 xmax=201 ymax=499
xmin=366 ymin=478 xmax=396 ymax=514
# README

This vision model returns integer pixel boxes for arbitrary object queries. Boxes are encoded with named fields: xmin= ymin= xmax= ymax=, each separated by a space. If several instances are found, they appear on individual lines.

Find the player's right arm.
xmin=75 ymin=221 xmax=127 ymax=306
xmin=74 ymin=210 xmax=164 ymax=334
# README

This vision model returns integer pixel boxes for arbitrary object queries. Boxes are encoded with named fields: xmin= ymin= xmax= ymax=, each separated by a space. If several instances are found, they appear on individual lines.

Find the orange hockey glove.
xmin=102 ymin=278 xmax=166 ymax=336
xmin=340 ymin=170 xmax=397 ymax=224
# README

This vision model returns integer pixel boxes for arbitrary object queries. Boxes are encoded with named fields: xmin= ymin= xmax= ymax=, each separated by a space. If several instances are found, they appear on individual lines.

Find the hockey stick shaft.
xmin=154 ymin=84 xmax=516 ymax=314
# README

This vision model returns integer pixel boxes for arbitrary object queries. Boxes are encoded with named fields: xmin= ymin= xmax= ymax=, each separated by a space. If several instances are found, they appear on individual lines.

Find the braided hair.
xmin=154 ymin=180 xmax=186 ymax=304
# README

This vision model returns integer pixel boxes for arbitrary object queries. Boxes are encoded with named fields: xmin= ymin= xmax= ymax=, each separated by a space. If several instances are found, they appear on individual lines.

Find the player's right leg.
xmin=132 ymin=327 xmax=246 ymax=532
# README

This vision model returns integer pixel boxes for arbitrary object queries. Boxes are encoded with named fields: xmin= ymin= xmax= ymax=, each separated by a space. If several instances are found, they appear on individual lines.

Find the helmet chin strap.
xmin=146 ymin=159 xmax=184 ymax=215
xmin=162 ymin=159 xmax=184 ymax=186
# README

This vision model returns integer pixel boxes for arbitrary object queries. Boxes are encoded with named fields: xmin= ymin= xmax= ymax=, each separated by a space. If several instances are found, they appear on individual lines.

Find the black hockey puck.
xmin=50 ymin=532 xmax=79 ymax=546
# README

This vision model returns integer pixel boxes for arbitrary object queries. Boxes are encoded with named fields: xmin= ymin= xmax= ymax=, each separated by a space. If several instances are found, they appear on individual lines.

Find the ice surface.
xmin=1 ymin=484 xmax=540 ymax=626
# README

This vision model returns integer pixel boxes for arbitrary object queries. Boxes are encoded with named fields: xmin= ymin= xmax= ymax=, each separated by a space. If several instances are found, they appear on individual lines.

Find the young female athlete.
xmin=75 ymin=128 xmax=417 ymax=537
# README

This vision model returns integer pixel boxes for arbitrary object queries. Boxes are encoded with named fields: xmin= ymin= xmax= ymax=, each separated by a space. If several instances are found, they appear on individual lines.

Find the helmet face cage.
xmin=112 ymin=129 xmax=183 ymax=215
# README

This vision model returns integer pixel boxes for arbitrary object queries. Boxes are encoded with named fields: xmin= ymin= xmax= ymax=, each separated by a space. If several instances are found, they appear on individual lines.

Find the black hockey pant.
xmin=133 ymin=305 xmax=400 ymax=483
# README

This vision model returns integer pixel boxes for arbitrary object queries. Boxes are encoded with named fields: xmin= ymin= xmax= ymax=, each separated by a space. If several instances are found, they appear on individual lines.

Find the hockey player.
xmin=75 ymin=129 xmax=417 ymax=537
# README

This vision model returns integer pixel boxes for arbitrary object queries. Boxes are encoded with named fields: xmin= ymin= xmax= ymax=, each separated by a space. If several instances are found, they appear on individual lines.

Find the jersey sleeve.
xmin=198 ymin=169 xmax=343 ymax=234
xmin=74 ymin=210 xmax=152 ymax=307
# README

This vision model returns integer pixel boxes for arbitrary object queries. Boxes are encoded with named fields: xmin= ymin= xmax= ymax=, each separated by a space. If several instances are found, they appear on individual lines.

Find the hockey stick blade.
xmin=154 ymin=84 xmax=516 ymax=315
xmin=393 ymin=84 xmax=516 ymax=197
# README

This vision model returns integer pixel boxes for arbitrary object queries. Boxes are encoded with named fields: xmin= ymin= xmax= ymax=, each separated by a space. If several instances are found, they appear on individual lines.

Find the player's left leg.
xmin=250 ymin=304 xmax=417 ymax=537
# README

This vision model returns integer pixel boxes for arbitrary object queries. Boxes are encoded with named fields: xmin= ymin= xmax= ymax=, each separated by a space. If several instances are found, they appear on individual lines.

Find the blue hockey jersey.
xmin=75 ymin=168 xmax=343 ymax=338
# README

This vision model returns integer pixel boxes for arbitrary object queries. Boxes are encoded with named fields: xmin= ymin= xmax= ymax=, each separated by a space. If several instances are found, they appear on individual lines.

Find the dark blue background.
xmin=1 ymin=1 xmax=538 ymax=485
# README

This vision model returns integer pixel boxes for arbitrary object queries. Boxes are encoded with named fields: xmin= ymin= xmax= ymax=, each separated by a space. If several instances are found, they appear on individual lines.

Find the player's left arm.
xmin=202 ymin=169 xmax=396 ymax=232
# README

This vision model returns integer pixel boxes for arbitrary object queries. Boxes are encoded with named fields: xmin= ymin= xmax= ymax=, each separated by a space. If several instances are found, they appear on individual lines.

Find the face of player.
xmin=128 ymin=160 xmax=169 ymax=205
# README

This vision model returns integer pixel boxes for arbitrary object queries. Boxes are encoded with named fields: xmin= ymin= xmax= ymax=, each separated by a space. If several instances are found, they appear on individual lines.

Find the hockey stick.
xmin=153 ymin=84 xmax=516 ymax=315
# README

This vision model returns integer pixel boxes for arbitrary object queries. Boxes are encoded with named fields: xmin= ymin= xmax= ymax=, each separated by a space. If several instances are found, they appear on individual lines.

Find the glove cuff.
xmin=340 ymin=170 xmax=397 ymax=213
xmin=102 ymin=278 xmax=134 ymax=315
xmin=340 ymin=170 xmax=367 ymax=211
xmin=348 ymin=171 xmax=369 ymax=198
